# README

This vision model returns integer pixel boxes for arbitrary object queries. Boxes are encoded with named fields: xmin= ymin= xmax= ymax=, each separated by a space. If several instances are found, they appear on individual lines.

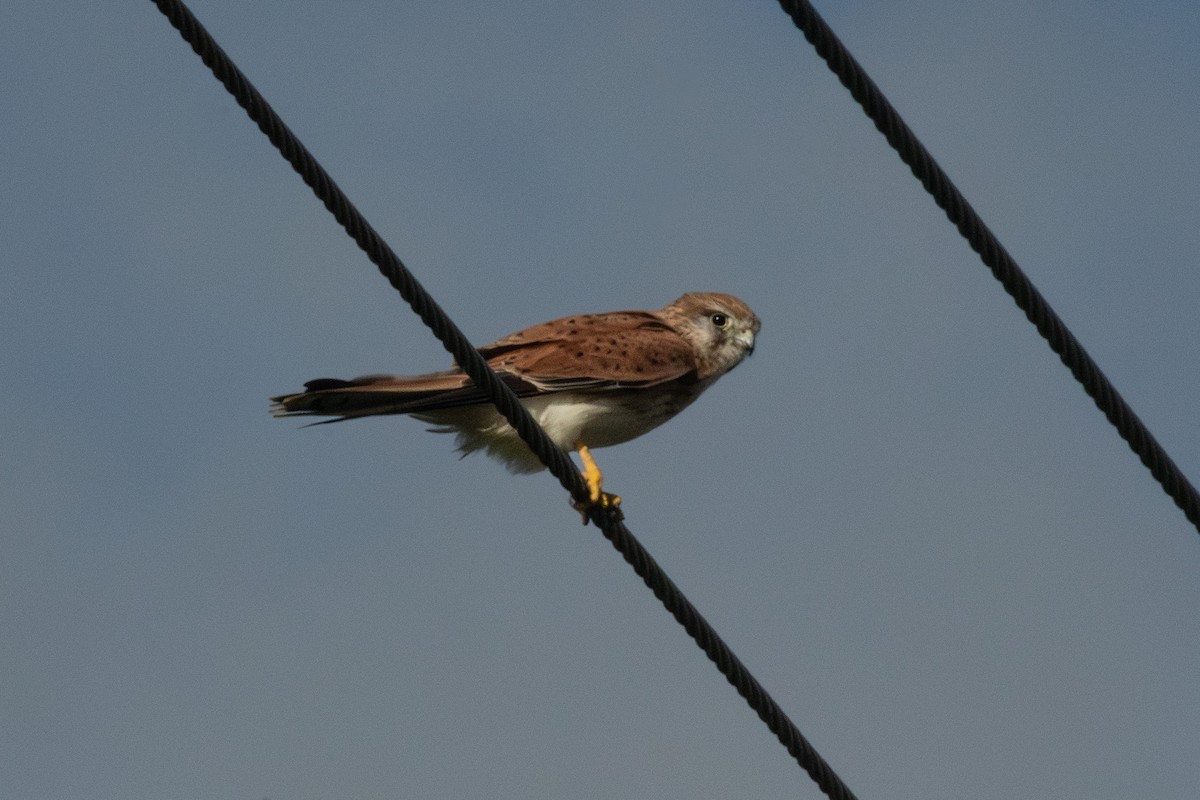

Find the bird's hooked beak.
xmin=736 ymin=329 xmax=756 ymax=357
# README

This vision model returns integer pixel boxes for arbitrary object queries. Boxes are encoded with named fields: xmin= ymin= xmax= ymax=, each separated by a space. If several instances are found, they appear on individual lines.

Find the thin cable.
xmin=777 ymin=0 xmax=1200 ymax=536
xmin=149 ymin=2 xmax=860 ymax=797
xmin=149 ymin=0 xmax=584 ymax=503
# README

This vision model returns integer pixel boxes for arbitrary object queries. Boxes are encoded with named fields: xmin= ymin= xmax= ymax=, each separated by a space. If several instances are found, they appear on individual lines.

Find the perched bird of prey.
xmin=271 ymin=292 xmax=760 ymax=515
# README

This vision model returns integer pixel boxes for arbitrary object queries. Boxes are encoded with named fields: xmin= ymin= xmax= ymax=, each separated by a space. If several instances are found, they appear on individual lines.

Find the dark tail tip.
xmin=302 ymin=377 xmax=354 ymax=392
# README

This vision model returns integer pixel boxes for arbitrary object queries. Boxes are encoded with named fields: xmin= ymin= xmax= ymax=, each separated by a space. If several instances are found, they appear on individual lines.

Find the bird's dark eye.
xmin=710 ymin=312 xmax=729 ymax=328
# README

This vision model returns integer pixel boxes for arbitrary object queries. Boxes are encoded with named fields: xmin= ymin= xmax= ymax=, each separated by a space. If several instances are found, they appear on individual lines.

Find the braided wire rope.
xmin=778 ymin=0 xmax=1200 ymax=535
xmin=150 ymin=1 xmax=860 ymax=797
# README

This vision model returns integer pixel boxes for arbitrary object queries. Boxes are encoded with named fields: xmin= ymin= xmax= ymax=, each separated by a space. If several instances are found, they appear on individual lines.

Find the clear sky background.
xmin=3 ymin=3 xmax=1198 ymax=798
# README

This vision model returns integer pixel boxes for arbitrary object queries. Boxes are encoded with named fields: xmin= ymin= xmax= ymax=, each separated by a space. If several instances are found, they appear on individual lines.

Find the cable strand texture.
xmin=153 ymin=0 xmax=584 ymax=501
xmin=150 ymin=1 xmax=860 ymax=798
xmin=778 ymin=0 xmax=1200 ymax=534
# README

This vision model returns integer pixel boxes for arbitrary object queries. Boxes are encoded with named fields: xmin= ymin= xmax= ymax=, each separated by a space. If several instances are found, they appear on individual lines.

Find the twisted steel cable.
xmin=777 ymin=0 xmax=1200 ymax=535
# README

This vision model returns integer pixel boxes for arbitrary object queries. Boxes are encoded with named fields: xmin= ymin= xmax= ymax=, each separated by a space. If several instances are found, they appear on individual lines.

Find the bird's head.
xmin=661 ymin=292 xmax=761 ymax=380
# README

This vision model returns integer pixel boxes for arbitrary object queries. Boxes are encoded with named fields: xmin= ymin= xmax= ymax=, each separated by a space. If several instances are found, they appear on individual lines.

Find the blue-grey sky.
xmin=3 ymin=3 xmax=1199 ymax=798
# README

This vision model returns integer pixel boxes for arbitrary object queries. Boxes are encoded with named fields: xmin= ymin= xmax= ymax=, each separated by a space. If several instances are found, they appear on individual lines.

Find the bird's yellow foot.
xmin=572 ymin=444 xmax=623 ymax=524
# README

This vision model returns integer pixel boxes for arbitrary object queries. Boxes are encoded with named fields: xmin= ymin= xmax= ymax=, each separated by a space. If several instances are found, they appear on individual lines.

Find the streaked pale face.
xmin=659 ymin=292 xmax=760 ymax=381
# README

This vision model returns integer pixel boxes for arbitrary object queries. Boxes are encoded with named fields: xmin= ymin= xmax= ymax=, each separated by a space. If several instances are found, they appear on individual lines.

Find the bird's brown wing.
xmin=478 ymin=309 xmax=698 ymax=388
xmin=271 ymin=311 xmax=700 ymax=423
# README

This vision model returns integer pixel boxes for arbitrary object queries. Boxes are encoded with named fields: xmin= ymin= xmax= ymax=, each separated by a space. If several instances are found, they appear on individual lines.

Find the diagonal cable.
xmin=149 ymin=1 xmax=860 ymax=797
xmin=147 ymin=1 xmax=584 ymax=505
xmin=778 ymin=0 xmax=1200 ymax=536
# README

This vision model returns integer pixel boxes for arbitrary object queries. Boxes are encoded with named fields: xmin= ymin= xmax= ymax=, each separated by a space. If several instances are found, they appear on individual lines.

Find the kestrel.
xmin=271 ymin=292 xmax=760 ymax=516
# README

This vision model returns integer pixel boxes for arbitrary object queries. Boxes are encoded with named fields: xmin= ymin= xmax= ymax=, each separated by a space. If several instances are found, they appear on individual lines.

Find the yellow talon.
xmin=572 ymin=443 xmax=623 ymax=524
xmin=577 ymin=443 xmax=603 ymax=503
